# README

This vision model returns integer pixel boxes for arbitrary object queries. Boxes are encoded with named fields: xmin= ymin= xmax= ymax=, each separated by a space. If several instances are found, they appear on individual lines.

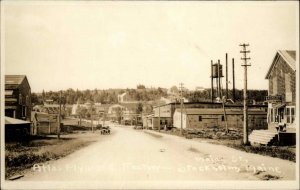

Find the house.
xmin=5 ymin=75 xmax=31 ymax=121
xmin=265 ymin=50 xmax=296 ymax=131
xmin=249 ymin=50 xmax=296 ymax=146
xmin=173 ymin=108 xmax=267 ymax=130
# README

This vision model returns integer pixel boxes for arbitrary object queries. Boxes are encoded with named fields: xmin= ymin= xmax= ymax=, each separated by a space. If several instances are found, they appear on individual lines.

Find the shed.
xmin=5 ymin=116 xmax=31 ymax=141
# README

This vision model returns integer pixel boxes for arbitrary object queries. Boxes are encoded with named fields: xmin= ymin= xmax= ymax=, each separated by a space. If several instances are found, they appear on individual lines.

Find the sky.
xmin=2 ymin=1 xmax=298 ymax=93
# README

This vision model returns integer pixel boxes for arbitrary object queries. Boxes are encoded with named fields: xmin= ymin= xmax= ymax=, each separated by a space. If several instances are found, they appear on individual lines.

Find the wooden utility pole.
xmin=232 ymin=58 xmax=236 ymax=102
xmin=91 ymin=116 xmax=94 ymax=133
xmin=225 ymin=53 xmax=228 ymax=99
xmin=158 ymin=106 xmax=160 ymax=132
xmin=217 ymin=60 xmax=221 ymax=98
xmin=102 ymin=111 xmax=106 ymax=127
xmin=211 ymin=60 xmax=214 ymax=102
xmin=57 ymin=91 xmax=62 ymax=139
xmin=179 ymin=83 xmax=184 ymax=135
xmin=240 ymin=43 xmax=251 ymax=145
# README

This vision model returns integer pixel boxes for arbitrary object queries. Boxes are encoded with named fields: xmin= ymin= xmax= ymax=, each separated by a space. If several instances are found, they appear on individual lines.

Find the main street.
xmin=19 ymin=125 xmax=295 ymax=183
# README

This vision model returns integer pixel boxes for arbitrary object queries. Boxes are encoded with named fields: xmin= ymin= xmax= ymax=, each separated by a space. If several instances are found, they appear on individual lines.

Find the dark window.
xmin=221 ymin=115 xmax=225 ymax=121
xmin=198 ymin=116 xmax=202 ymax=121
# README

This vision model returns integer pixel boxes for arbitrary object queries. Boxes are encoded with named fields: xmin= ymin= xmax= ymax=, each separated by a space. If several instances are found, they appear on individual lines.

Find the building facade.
xmin=265 ymin=50 xmax=296 ymax=132
xmin=5 ymin=75 xmax=31 ymax=121
xmin=153 ymin=102 xmax=267 ymax=130
xmin=173 ymin=108 xmax=267 ymax=130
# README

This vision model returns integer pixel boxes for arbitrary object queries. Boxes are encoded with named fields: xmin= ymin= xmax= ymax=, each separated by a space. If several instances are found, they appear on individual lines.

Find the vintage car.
xmin=100 ymin=126 xmax=110 ymax=135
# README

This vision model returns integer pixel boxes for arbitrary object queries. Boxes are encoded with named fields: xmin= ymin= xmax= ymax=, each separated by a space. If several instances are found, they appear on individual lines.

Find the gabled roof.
xmin=5 ymin=75 xmax=30 ymax=89
xmin=265 ymin=50 xmax=296 ymax=79
xmin=5 ymin=75 xmax=26 ymax=85
xmin=5 ymin=116 xmax=31 ymax=125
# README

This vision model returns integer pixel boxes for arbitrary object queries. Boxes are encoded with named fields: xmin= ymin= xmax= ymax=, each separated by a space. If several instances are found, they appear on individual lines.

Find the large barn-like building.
xmin=5 ymin=75 xmax=32 ymax=121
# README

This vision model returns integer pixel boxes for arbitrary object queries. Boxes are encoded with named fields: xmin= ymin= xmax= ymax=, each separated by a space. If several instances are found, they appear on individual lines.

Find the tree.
xmin=137 ymin=84 xmax=146 ymax=89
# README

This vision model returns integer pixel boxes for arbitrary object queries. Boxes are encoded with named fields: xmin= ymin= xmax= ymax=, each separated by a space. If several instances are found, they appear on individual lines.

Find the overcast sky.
xmin=2 ymin=1 xmax=298 ymax=93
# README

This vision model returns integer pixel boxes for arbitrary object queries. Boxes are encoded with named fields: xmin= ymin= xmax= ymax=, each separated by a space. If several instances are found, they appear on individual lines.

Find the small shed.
xmin=5 ymin=116 xmax=31 ymax=141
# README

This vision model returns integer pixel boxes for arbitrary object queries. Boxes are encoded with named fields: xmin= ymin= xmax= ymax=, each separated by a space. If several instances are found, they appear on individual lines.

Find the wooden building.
xmin=249 ymin=50 xmax=296 ymax=146
xmin=153 ymin=102 xmax=267 ymax=130
xmin=265 ymin=50 xmax=296 ymax=131
xmin=5 ymin=75 xmax=31 ymax=121
xmin=173 ymin=108 xmax=267 ymax=130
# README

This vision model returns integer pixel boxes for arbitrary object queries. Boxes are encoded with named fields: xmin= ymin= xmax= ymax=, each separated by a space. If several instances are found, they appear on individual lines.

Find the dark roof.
xmin=5 ymin=116 xmax=31 ymax=125
xmin=153 ymin=101 xmax=266 ymax=108
xmin=265 ymin=50 xmax=296 ymax=79
xmin=5 ymin=75 xmax=30 ymax=90
xmin=175 ymin=108 xmax=266 ymax=115
xmin=5 ymin=75 xmax=26 ymax=85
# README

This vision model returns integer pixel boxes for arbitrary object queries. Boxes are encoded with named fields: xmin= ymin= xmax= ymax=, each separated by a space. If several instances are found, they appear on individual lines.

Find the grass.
xmin=154 ymin=128 xmax=296 ymax=162
xmin=5 ymin=131 xmax=99 ymax=179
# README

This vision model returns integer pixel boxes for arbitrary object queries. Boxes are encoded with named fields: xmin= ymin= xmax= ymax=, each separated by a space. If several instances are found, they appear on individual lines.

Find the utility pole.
xmin=57 ymin=91 xmax=62 ymax=139
xmin=240 ymin=43 xmax=251 ymax=145
xmin=102 ymin=111 xmax=105 ymax=127
xmin=225 ymin=53 xmax=228 ymax=99
xmin=232 ymin=58 xmax=236 ymax=102
xmin=158 ymin=106 xmax=160 ymax=132
xmin=211 ymin=60 xmax=214 ymax=102
xmin=217 ymin=60 xmax=221 ymax=98
xmin=91 ymin=115 xmax=94 ymax=133
xmin=179 ymin=83 xmax=184 ymax=135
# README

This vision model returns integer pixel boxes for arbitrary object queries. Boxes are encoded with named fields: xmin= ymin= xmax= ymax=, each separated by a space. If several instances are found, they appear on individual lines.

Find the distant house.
xmin=118 ymin=92 xmax=130 ymax=103
xmin=195 ymin=87 xmax=206 ymax=92
xmin=5 ymin=75 xmax=31 ymax=121
xmin=265 ymin=50 xmax=296 ymax=131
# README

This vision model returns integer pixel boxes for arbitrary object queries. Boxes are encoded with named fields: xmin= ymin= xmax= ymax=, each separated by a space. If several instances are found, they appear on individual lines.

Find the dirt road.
xmin=11 ymin=125 xmax=296 ymax=188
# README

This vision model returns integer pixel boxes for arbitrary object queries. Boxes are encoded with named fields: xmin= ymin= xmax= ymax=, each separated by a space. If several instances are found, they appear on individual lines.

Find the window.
xmin=19 ymin=94 xmax=22 ymax=105
xmin=286 ymin=107 xmax=290 ymax=123
xmin=286 ymin=106 xmax=295 ymax=124
xmin=270 ymin=108 xmax=274 ymax=122
xmin=22 ymin=106 xmax=26 ymax=117
xmin=273 ymin=76 xmax=277 ymax=95
xmin=221 ymin=115 xmax=225 ymax=121
xmin=291 ymin=107 xmax=295 ymax=123
xmin=198 ymin=116 xmax=202 ymax=122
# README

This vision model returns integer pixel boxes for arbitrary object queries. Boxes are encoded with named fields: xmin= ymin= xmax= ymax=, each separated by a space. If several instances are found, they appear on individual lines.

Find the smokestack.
xmin=211 ymin=60 xmax=214 ymax=102
xmin=226 ymin=53 xmax=228 ymax=99
xmin=232 ymin=58 xmax=236 ymax=102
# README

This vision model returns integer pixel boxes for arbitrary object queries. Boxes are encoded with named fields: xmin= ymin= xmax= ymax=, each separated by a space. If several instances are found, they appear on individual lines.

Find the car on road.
xmin=100 ymin=126 xmax=110 ymax=135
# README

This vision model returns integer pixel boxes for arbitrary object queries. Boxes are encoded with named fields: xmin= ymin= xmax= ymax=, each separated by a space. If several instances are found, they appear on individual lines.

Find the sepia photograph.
xmin=0 ymin=0 xmax=299 ymax=189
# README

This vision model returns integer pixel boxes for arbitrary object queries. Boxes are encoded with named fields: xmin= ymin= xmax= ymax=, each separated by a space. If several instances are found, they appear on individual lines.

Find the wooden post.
xmin=240 ymin=43 xmax=251 ymax=145
xmin=226 ymin=53 xmax=228 ymax=99
xmin=232 ymin=58 xmax=236 ymax=102
xmin=179 ymin=82 xmax=184 ymax=135
xmin=218 ymin=59 xmax=221 ymax=98
xmin=57 ymin=91 xmax=62 ymax=139
xmin=211 ymin=60 xmax=214 ymax=102
xmin=158 ymin=106 xmax=160 ymax=132
xmin=91 ymin=116 xmax=94 ymax=133
xmin=222 ymin=97 xmax=229 ymax=133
